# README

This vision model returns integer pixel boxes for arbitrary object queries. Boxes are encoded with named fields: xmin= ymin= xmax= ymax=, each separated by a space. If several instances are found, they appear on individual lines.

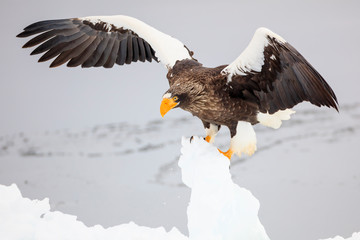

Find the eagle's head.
xmin=160 ymin=90 xmax=189 ymax=117
xmin=160 ymin=82 xmax=205 ymax=117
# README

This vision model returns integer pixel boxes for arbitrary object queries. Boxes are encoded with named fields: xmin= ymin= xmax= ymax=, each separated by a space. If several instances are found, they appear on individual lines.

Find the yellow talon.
xmin=205 ymin=135 xmax=212 ymax=143
xmin=218 ymin=149 xmax=234 ymax=160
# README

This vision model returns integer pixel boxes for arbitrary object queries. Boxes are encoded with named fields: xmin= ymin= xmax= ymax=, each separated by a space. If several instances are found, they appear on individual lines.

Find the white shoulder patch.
xmin=81 ymin=15 xmax=191 ymax=69
xmin=221 ymin=27 xmax=286 ymax=82
xmin=257 ymin=109 xmax=296 ymax=129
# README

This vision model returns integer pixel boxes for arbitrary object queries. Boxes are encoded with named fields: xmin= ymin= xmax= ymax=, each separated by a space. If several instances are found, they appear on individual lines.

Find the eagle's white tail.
xmin=257 ymin=109 xmax=296 ymax=129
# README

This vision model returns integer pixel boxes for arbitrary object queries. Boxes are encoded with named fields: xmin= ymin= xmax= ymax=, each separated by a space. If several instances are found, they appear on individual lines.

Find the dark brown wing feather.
xmin=17 ymin=18 xmax=158 ymax=68
xmin=227 ymin=37 xmax=338 ymax=113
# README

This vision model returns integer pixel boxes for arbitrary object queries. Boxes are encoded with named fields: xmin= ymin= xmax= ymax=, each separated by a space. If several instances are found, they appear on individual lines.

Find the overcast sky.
xmin=0 ymin=0 xmax=359 ymax=134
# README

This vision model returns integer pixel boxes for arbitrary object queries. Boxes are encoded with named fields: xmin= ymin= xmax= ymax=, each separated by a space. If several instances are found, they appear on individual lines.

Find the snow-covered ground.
xmin=0 ymin=103 xmax=359 ymax=240
xmin=0 ymin=185 xmax=187 ymax=240
xmin=0 ymin=137 xmax=270 ymax=240
xmin=1 ymin=137 xmax=358 ymax=240
xmin=322 ymin=233 xmax=360 ymax=240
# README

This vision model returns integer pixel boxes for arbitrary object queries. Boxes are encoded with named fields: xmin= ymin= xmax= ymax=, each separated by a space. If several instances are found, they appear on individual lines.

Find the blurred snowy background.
xmin=0 ymin=0 xmax=359 ymax=240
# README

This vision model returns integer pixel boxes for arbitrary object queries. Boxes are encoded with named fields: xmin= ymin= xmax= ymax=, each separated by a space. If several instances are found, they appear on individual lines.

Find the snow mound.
xmin=0 ymin=137 xmax=359 ymax=240
xmin=179 ymin=136 xmax=270 ymax=240
xmin=0 ymin=184 xmax=186 ymax=240
xmin=320 ymin=233 xmax=360 ymax=240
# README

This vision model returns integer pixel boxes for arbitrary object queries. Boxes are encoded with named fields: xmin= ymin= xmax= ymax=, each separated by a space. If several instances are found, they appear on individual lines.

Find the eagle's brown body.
xmin=167 ymin=59 xmax=259 ymax=136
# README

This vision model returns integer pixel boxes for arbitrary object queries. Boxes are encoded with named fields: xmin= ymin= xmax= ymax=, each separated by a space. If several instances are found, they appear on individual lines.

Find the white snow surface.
xmin=0 ymin=183 xmax=186 ymax=240
xmin=320 ymin=233 xmax=360 ymax=240
xmin=0 ymin=137 xmax=269 ymax=240
xmin=179 ymin=136 xmax=269 ymax=240
xmin=1 ymin=136 xmax=359 ymax=240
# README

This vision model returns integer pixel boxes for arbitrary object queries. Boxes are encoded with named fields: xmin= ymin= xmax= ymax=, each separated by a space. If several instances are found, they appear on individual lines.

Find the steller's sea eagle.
xmin=17 ymin=15 xmax=338 ymax=160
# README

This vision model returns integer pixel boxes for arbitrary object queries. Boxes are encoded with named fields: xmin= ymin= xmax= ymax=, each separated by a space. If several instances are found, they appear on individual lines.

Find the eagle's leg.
xmin=219 ymin=121 xmax=257 ymax=160
xmin=202 ymin=121 xmax=221 ymax=144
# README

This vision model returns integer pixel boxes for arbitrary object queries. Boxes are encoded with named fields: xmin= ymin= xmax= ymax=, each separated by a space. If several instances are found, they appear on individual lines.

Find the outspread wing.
xmin=221 ymin=27 xmax=338 ymax=114
xmin=17 ymin=15 xmax=194 ymax=69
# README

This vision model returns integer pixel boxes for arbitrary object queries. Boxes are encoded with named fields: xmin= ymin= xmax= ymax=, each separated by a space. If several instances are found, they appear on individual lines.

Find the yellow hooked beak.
xmin=160 ymin=97 xmax=178 ymax=117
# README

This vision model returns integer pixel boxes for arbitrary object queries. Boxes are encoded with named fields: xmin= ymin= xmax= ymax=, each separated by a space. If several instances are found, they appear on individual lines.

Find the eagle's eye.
xmin=173 ymin=96 xmax=179 ymax=101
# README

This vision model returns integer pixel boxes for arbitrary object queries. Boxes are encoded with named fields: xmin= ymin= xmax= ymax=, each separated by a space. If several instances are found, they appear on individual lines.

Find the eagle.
xmin=17 ymin=15 xmax=338 ymax=160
